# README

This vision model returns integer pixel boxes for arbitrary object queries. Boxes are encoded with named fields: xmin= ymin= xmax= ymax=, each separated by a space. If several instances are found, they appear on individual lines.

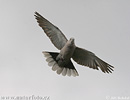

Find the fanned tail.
xmin=42 ymin=51 xmax=79 ymax=77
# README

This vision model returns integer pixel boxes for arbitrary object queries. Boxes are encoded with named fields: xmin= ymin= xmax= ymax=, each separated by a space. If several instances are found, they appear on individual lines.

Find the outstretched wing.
xmin=34 ymin=12 xmax=68 ymax=50
xmin=72 ymin=47 xmax=114 ymax=73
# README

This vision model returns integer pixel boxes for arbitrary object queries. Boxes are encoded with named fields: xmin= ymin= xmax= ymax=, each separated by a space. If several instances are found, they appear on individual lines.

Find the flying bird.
xmin=34 ymin=12 xmax=114 ymax=77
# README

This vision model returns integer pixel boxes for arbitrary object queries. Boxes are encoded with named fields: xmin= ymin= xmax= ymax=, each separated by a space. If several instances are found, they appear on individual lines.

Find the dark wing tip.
xmin=34 ymin=11 xmax=40 ymax=16
xmin=34 ymin=12 xmax=43 ymax=19
xmin=95 ymin=59 xmax=114 ymax=74
xmin=104 ymin=64 xmax=114 ymax=74
xmin=34 ymin=11 xmax=38 ymax=17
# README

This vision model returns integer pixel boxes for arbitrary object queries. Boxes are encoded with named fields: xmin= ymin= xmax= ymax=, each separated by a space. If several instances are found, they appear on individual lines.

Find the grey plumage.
xmin=34 ymin=12 xmax=114 ymax=77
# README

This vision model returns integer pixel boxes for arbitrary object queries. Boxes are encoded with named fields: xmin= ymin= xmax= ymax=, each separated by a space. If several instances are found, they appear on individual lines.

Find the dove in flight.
xmin=34 ymin=12 xmax=114 ymax=77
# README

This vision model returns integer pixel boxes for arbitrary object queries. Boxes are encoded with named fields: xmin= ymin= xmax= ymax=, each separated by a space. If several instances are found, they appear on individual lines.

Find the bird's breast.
xmin=60 ymin=43 xmax=76 ymax=60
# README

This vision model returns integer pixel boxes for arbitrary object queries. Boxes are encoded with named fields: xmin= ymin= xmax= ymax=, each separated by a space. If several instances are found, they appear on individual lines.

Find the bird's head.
xmin=69 ymin=37 xmax=75 ymax=44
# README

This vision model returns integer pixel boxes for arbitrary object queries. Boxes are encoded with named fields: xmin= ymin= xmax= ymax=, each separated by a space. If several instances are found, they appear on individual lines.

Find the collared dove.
xmin=34 ymin=12 xmax=114 ymax=77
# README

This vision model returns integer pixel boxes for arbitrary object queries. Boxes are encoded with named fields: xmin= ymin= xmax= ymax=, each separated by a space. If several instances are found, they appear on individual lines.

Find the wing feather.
xmin=72 ymin=47 xmax=114 ymax=73
xmin=34 ymin=12 xmax=68 ymax=50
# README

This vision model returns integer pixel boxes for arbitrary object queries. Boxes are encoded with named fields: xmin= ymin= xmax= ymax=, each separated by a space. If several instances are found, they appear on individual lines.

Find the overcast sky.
xmin=0 ymin=0 xmax=130 ymax=100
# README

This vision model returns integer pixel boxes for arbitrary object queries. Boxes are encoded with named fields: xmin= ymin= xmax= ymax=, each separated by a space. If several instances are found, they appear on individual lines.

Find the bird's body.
xmin=56 ymin=38 xmax=76 ymax=67
xmin=34 ymin=12 xmax=114 ymax=77
xmin=59 ymin=38 xmax=76 ymax=60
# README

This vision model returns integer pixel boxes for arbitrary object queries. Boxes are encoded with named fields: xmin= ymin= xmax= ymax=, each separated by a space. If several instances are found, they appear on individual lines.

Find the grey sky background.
xmin=0 ymin=0 xmax=130 ymax=100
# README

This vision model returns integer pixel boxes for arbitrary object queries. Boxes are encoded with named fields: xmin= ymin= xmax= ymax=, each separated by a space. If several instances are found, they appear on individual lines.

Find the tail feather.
xmin=42 ymin=51 xmax=79 ymax=77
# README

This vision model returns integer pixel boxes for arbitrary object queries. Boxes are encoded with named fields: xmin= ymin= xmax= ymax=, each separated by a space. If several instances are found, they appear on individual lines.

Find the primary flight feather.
xmin=34 ymin=12 xmax=114 ymax=77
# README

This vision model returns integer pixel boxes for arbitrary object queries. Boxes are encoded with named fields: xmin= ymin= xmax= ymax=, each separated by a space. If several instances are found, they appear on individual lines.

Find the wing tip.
xmin=34 ymin=11 xmax=43 ymax=19
xmin=102 ymin=65 xmax=114 ymax=74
